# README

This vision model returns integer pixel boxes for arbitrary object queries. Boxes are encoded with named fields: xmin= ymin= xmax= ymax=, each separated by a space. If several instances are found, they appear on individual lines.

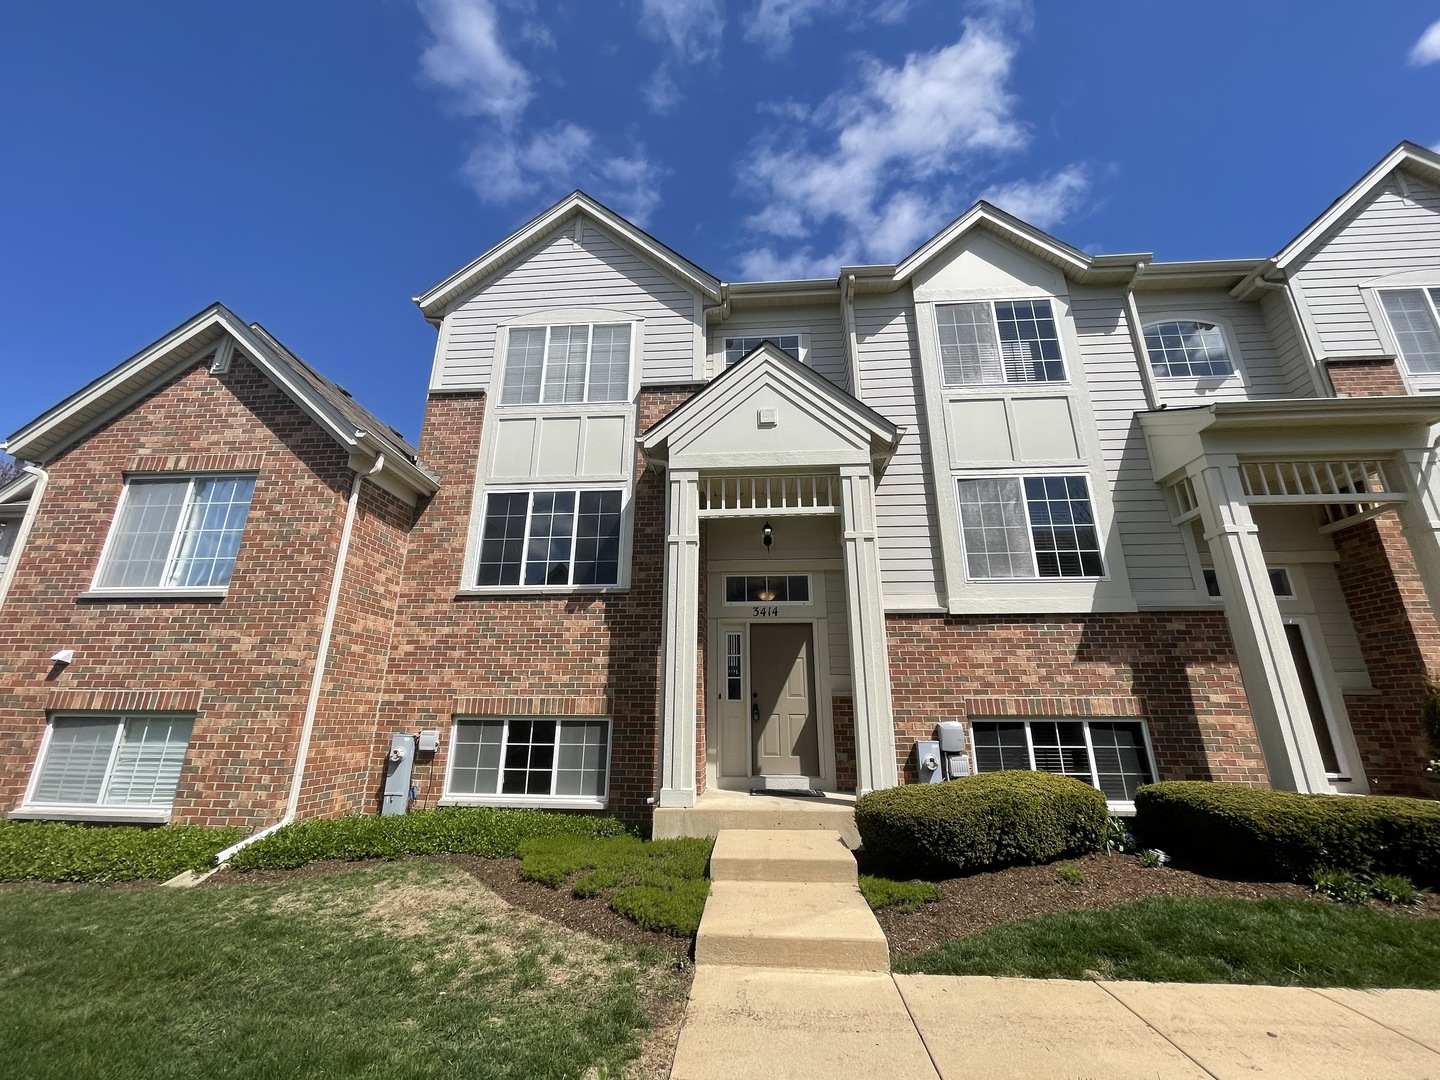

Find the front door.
xmin=749 ymin=623 xmax=819 ymax=776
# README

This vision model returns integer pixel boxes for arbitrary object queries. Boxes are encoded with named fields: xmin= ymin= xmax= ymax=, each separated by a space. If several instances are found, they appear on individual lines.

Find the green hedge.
xmin=1132 ymin=782 xmax=1440 ymax=886
xmin=0 ymin=821 xmax=243 ymax=884
xmin=854 ymin=771 xmax=1107 ymax=878
xmin=228 ymin=807 xmax=630 ymax=871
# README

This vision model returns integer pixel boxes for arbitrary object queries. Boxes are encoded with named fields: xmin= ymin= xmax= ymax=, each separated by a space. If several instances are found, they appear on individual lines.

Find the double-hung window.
xmin=937 ymin=299 xmax=1065 ymax=386
xmin=1378 ymin=288 xmax=1440 ymax=374
xmin=95 ymin=474 xmax=256 ymax=591
xmin=476 ymin=488 xmax=623 ymax=588
xmin=724 ymin=334 xmax=804 ymax=367
xmin=956 ymin=475 xmax=1103 ymax=579
xmin=1144 ymin=320 xmax=1235 ymax=378
xmin=971 ymin=719 xmax=1156 ymax=806
xmin=501 ymin=323 xmax=633 ymax=404
xmin=26 ymin=714 xmax=195 ymax=817
xmin=446 ymin=717 xmax=610 ymax=806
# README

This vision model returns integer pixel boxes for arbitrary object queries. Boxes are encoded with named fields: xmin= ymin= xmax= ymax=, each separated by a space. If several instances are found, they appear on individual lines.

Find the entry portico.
xmin=639 ymin=343 xmax=905 ymax=807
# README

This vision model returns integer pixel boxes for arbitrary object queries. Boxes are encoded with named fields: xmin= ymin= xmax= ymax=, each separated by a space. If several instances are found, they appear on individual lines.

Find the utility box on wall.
xmin=381 ymin=733 xmax=416 ymax=816
xmin=937 ymin=721 xmax=970 ymax=780
xmin=916 ymin=740 xmax=943 ymax=783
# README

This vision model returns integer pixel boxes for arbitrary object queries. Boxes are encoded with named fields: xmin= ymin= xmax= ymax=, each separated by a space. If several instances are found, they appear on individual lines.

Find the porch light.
xmin=762 ymin=518 xmax=773 ymax=551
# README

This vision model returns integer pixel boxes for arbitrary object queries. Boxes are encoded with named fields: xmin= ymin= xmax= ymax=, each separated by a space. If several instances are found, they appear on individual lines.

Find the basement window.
xmin=22 ymin=714 xmax=195 ymax=821
xmin=444 ymin=717 xmax=610 ymax=810
xmin=970 ymin=718 xmax=1156 ymax=809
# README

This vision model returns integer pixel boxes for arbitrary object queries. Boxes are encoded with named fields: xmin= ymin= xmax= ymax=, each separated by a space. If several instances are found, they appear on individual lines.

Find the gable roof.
xmin=0 ymin=470 xmax=36 ymax=509
xmin=3 ymin=303 xmax=437 ymax=498
xmin=415 ymin=191 xmax=723 ymax=322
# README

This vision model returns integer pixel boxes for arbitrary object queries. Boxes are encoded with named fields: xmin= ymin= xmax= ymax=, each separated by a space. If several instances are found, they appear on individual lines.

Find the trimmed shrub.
xmin=854 ymin=771 xmax=1108 ymax=878
xmin=229 ymin=806 xmax=629 ymax=871
xmin=0 ymin=821 xmax=243 ymax=884
xmin=1132 ymin=781 xmax=1440 ymax=886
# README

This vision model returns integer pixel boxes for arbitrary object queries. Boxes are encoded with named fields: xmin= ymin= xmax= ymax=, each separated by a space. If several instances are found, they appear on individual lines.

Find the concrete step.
xmin=709 ymin=829 xmax=857 ymax=884
xmin=653 ymin=796 xmax=859 ymax=848
xmin=695 ymin=880 xmax=890 ymax=973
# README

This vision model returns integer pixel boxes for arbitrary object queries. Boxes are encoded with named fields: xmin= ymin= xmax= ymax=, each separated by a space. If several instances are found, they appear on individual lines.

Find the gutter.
xmin=0 ymin=464 xmax=50 ymax=613
xmin=215 ymin=453 xmax=385 ymax=864
xmin=1122 ymin=263 xmax=1161 ymax=411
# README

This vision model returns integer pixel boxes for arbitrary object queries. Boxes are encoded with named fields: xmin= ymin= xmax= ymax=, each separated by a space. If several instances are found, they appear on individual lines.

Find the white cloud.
xmin=980 ymin=165 xmax=1090 ymax=229
xmin=868 ymin=0 xmax=911 ymax=25
xmin=640 ymin=0 xmax=726 ymax=61
xmin=1409 ymin=18 xmax=1440 ymax=65
xmin=645 ymin=65 xmax=683 ymax=112
xmin=417 ymin=0 xmax=533 ymax=127
xmin=744 ymin=0 xmax=844 ymax=54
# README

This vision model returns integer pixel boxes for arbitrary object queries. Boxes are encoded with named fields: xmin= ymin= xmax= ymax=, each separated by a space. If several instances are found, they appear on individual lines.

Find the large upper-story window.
xmin=1143 ymin=320 xmax=1235 ymax=378
xmin=956 ymin=475 xmax=1103 ymax=579
xmin=95 ymin=474 xmax=256 ymax=591
xmin=500 ymin=323 xmax=633 ymax=405
xmin=1378 ymin=288 xmax=1440 ymax=374
xmin=724 ymin=334 xmax=804 ymax=367
xmin=937 ymin=299 xmax=1065 ymax=386
xmin=476 ymin=488 xmax=623 ymax=588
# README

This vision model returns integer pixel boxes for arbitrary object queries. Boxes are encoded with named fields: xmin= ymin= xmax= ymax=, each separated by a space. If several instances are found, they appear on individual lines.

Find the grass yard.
xmin=896 ymin=896 xmax=1440 ymax=988
xmin=0 ymin=861 xmax=686 ymax=1080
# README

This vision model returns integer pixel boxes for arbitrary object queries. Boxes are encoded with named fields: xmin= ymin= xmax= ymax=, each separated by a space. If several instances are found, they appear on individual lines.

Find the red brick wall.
xmin=832 ymin=695 xmax=857 ymax=792
xmin=884 ymin=612 xmax=1270 ymax=786
xmin=0 ymin=355 xmax=357 ymax=830
xmin=1334 ymin=513 xmax=1439 ymax=796
xmin=1326 ymin=358 xmax=1407 ymax=397
xmin=383 ymin=386 xmax=702 ymax=826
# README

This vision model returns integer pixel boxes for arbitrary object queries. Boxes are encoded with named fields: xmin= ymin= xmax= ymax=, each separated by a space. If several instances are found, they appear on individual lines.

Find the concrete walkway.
xmin=669 ymin=829 xmax=1440 ymax=1080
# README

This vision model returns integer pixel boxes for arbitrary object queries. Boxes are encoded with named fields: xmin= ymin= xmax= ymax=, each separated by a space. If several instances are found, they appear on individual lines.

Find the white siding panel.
xmin=1136 ymin=289 xmax=1289 ymax=400
xmin=826 ymin=569 xmax=851 ymax=680
xmin=853 ymin=295 xmax=943 ymax=605
xmin=1069 ymin=286 xmax=1197 ymax=597
xmin=438 ymin=222 xmax=701 ymax=389
xmin=1260 ymin=288 xmax=1318 ymax=397
xmin=708 ymin=305 xmax=847 ymax=387
xmin=1305 ymin=562 xmax=1371 ymax=691
xmin=1294 ymin=176 xmax=1440 ymax=357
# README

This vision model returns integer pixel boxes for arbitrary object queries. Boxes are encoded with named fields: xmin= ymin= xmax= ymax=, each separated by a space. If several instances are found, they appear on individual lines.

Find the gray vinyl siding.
xmin=1069 ymin=286 xmax=1197 ymax=599
xmin=1305 ymin=562 xmax=1371 ymax=692
xmin=1135 ymin=290 xmax=1290 ymax=401
xmin=826 ymin=569 xmax=851 ymax=683
xmin=437 ymin=222 xmax=701 ymax=389
xmin=1259 ymin=289 xmax=1318 ymax=397
xmin=1292 ymin=174 xmax=1440 ymax=357
xmin=852 ymin=294 xmax=943 ymax=606
xmin=708 ymin=305 xmax=847 ymax=388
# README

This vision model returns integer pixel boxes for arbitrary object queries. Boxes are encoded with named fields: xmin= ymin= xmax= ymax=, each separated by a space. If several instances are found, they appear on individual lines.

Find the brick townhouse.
xmin=4 ymin=141 xmax=1440 ymax=838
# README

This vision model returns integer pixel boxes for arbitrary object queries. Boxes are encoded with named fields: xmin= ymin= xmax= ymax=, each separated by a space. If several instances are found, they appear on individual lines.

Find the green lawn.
xmin=896 ymin=896 xmax=1440 ymax=988
xmin=0 ymin=861 xmax=678 ymax=1080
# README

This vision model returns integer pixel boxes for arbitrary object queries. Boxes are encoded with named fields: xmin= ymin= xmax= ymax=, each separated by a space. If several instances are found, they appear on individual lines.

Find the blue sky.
xmin=3 ymin=1 xmax=1439 ymax=449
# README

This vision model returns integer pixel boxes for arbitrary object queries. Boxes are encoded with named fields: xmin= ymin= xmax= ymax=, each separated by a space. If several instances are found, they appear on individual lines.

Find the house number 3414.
xmin=751 ymin=605 xmax=780 ymax=618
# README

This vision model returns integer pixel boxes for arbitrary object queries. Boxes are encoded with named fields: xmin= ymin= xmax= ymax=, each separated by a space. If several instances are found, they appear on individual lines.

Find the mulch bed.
xmin=870 ymin=851 xmax=1440 ymax=960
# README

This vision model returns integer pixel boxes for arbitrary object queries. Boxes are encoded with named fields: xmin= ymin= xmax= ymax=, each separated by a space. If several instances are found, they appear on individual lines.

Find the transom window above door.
xmin=500 ymin=323 xmax=633 ymax=405
xmin=724 ymin=334 xmax=804 ymax=367
xmin=937 ymin=299 xmax=1066 ymax=385
xmin=723 ymin=574 xmax=811 ymax=603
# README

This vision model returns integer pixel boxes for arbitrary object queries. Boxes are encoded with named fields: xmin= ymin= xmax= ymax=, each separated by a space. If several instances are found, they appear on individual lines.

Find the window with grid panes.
xmin=970 ymin=719 xmax=1156 ymax=804
xmin=96 ymin=475 xmax=256 ymax=590
xmin=1143 ymin=320 xmax=1235 ymax=378
xmin=27 ymin=715 xmax=195 ymax=811
xmin=447 ymin=718 xmax=610 ymax=802
xmin=500 ymin=323 xmax=633 ymax=404
xmin=1378 ymin=289 xmax=1440 ymax=374
xmin=724 ymin=334 xmax=803 ymax=367
xmin=476 ymin=489 xmax=623 ymax=587
xmin=956 ymin=475 xmax=1103 ymax=579
xmin=936 ymin=299 xmax=1065 ymax=385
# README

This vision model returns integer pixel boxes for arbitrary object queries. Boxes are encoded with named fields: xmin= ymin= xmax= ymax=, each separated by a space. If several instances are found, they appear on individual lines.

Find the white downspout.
xmin=215 ymin=453 xmax=384 ymax=863
xmin=1122 ymin=263 xmax=1161 ymax=411
xmin=841 ymin=274 xmax=862 ymax=396
xmin=0 ymin=464 xmax=50 ymax=613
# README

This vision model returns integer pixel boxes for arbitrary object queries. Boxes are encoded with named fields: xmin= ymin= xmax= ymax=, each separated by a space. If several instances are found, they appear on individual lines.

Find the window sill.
xmin=455 ymin=586 xmax=627 ymax=598
xmin=79 ymin=588 xmax=228 ymax=601
xmin=9 ymin=805 xmax=172 ymax=824
xmin=437 ymin=795 xmax=608 ymax=811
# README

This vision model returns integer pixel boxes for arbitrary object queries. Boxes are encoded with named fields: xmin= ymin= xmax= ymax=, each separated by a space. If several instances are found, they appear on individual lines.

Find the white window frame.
xmin=1140 ymin=315 xmax=1244 ymax=382
xmin=968 ymin=717 xmax=1158 ymax=813
xmin=955 ymin=473 xmax=1107 ymax=582
xmin=936 ymin=298 xmax=1069 ymax=388
xmin=17 ymin=712 xmax=196 ymax=823
xmin=722 ymin=332 xmax=810 ymax=369
xmin=1374 ymin=286 xmax=1440 ymax=376
xmin=439 ymin=716 xmax=612 ymax=810
xmin=468 ymin=484 xmax=630 ymax=593
xmin=88 ymin=473 xmax=257 ymax=598
xmin=720 ymin=573 xmax=814 ymax=606
xmin=495 ymin=317 xmax=639 ymax=407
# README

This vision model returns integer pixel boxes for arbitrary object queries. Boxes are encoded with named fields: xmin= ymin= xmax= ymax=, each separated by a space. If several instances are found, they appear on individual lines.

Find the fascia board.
xmin=893 ymin=204 xmax=1092 ymax=284
xmin=415 ymin=193 xmax=721 ymax=319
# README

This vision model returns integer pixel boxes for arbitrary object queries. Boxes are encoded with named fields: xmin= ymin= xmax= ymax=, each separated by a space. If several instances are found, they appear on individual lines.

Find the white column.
xmin=839 ymin=464 xmax=899 ymax=793
xmin=1394 ymin=448 xmax=1440 ymax=618
xmin=1191 ymin=457 xmax=1329 ymax=792
xmin=657 ymin=468 xmax=701 ymax=808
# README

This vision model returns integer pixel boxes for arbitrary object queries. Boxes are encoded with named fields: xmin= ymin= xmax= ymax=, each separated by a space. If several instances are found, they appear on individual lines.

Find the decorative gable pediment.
xmin=639 ymin=343 xmax=900 ymax=474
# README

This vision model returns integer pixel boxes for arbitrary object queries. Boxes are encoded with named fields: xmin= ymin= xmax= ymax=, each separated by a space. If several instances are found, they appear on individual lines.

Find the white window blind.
xmin=1380 ymin=289 xmax=1440 ymax=374
xmin=501 ymin=323 xmax=633 ymax=404
xmin=97 ymin=475 xmax=255 ymax=590
xmin=938 ymin=300 xmax=1065 ymax=385
xmin=31 ymin=715 xmax=194 ymax=808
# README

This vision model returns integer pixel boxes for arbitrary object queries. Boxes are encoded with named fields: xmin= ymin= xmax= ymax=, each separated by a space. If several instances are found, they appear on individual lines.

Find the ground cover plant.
xmin=859 ymin=874 xmax=943 ymax=913
xmin=0 ymin=861 xmax=679 ymax=1080
xmin=517 ymin=834 xmax=713 ymax=936
xmin=0 ymin=821 xmax=242 ymax=883
xmin=895 ymin=895 xmax=1440 ymax=988
xmin=855 ymin=770 xmax=1107 ymax=878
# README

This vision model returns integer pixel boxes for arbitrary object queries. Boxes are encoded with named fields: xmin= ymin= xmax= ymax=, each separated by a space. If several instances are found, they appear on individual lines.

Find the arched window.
xmin=1143 ymin=320 xmax=1234 ymax=378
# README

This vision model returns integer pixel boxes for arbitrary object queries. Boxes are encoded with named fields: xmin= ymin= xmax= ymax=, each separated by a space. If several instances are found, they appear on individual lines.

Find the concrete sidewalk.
xmin=670 ymin=829 xmax=1440 ymax=1079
